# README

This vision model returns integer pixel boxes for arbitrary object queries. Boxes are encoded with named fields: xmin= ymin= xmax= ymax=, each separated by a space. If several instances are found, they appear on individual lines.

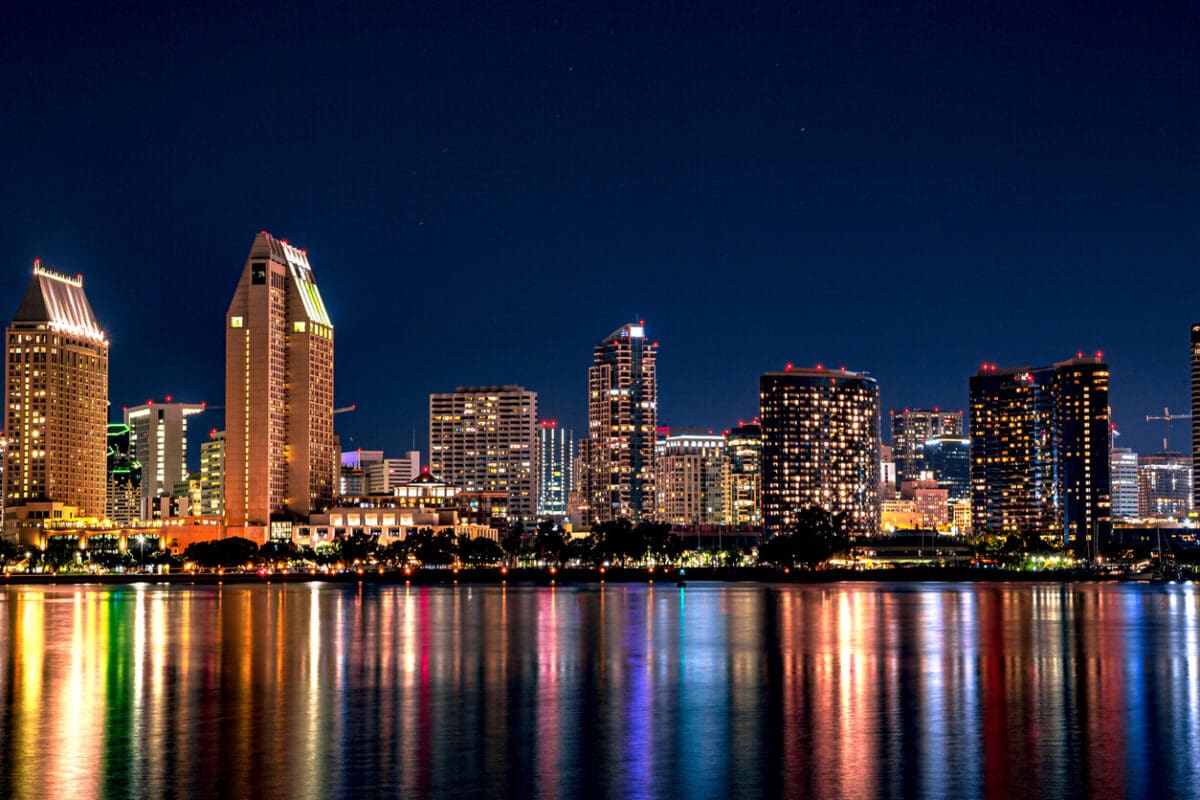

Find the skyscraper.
xmin=537 ymin=420 xmax=573 ymax=522
xmin=124 ymin=399 xmax=204 ymax=517
xmin=969 ymin=356 xmax=1111 ymax=553
xmin=1109 ymin=447 xmax=1139 ymax=520
xmin=583 ymin=322 xmax=658 ymax=523
xmin=723 ymin=421 xmax=762 ymax=527
xmin=225 ymin=232 xmax=336 ymax=537
xmin=655 ymin=429 xmax=725 ymax=525
xmin=1193 ymin=323 xmax=1200 ymax=509
xmin=200 ymin=430 xmax=225 ymax=518
xmin=1138 ymin=451 xmax=1193 ymax=519
xmin=890 ymin=408 xmax=963 ymax=483
xmin=760 ymin=366 xmax=881 ymax=537
xmin=5 ymin=263 xmax=109 ymax=520
xmin=429 ymin=386 xmax=538 ymax=527
xmin=921 ymin=437 xmax=972 ymax=502
xmin=106 ymin=422 xmax=142 ymax=525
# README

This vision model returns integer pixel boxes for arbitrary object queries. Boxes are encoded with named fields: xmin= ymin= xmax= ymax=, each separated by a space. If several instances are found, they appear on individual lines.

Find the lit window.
xmin=230 ymin=317 xmax=244 ymax=328
xmin=294 ymin=321 xmax=306 ymax=333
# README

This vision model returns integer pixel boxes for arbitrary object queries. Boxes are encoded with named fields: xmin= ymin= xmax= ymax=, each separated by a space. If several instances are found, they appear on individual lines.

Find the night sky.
xmin=3 ymin=1 xmax=1198 ymax=461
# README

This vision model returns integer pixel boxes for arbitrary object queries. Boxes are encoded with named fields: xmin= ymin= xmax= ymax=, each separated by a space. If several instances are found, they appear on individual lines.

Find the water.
xmin=0 ymin=581 xmax=1198 ymax=799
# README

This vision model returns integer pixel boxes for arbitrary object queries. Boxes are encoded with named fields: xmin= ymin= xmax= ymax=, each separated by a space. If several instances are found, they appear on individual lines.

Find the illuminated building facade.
xmin=366 ymin=452 xmax=421 ymax=495
xmin=969 ymin=356 xmax=1111 ymax=553
xmin=225 ymin=232 xmax=336 ymax=536
xmin=199 ymin=430 xmax=225 ymax=518
xmin=105 ymin=422 xmax=142 ymax=525
xmin=5 ymin=263 xmax=109 ymax=521
xmin=537 ymin=420 xmax=573 ymax=522
xmin=655 ymin=430 xmax=725 ymax=525
xmin=1109 ymin=447 xmax=1139 ymax=520
xmin=429 ymin=386 xmax=537 ymax=526
xmin=1193 ymin=323 xmax=1200 ymax=508
xmin=890 ymin=408 xmax=963 ymax=483
xmin=723 ymin=421 xmax=762 ymax=526
xmin=124 ymin=399 xmax=204 ymax=518
xmin=921 ymin=436 xmax=972 ymax=502
xmin=760 ymin=367 xmax=881 ymax=537
xmin=1138 ymin=451 xmax=1193 ymax=519
xmin=584 ymin=322 xmax=658 ymax=523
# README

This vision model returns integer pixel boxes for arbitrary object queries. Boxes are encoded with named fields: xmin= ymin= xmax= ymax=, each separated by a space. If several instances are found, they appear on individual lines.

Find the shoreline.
xmin=0 ymin=565 xmax=1178 ymax=587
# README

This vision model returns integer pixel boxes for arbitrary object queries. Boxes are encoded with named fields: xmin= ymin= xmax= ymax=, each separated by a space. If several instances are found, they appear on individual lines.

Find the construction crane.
xmin=334 ymin=404 xmax=357 ymax=415
xmin=1146 ymin=406 xmax=1191 ymax=452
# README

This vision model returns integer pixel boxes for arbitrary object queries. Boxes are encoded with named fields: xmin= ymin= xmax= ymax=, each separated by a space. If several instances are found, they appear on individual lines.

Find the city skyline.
xmin=2 ymin=3 xmax=1197 ymax=462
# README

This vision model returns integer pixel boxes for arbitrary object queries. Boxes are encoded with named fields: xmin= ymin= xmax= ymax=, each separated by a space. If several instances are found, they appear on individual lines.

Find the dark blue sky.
xmin=3 ymin=1 xmax=1198 ymax=460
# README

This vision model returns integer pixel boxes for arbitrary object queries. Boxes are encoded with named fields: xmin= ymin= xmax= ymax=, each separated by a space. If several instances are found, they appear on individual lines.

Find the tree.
xmin=642 ymin=522 xmax=684 ymax=565
xmin=534 ymin=520 xmax=567 ymax=564
xmin=759 ymin=507 xmax=849 ymax=569
xmin=183 ymin=537 xmax=261 ymax=568
xmin=259 ymin=540 xmax=301 ymax=564
xmin=460 ymin=536 xmax=506 ymax=565
xmin=337 ymin=532 xmax=379 ymax=563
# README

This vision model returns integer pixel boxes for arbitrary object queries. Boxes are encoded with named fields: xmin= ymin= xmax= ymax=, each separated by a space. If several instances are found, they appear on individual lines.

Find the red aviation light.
xmin=200 ymin=401 xmax=207 ymax=408
xmin=209 ymin=428 xmax=218 ymax=439
xmin=147 ymin=399 xmax=154 ymax=406
xmin=785 ymin=362 xmax=793 ymax=372
xmin=1095 ymin=351 xmax=1103 ymax=359
xmin=165 ymin=395 xmax=173 ymax=403
xmin=816 ymin=363 xmax=824 ymax=371
xmin=1076 ymin=352 xmax=1083 ymax=359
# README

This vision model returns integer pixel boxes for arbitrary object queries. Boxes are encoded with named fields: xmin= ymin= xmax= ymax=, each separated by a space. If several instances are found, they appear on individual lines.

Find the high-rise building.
xmin=1138 ymin=451 xmax=1193 ymax=519
xmin=124 ymin=399 xmax=204 ymax=517
xmin=225 ymin=232 xmax=336 ymax=537
xmin=366 ymin=452 xmax=421 ymax=495
xmin=106 ymin=422 xmax=142 ymax=525
xmin=1193 ymin=323 xmax=1200 ymax=508
xmin=199 ymin=430 xmax=225 ymax=518
xmin=760 ymin=366 xmax=881 ymax=537
xmin=339 ymin=449 xmax=382 ymax=497
xmin=5 ymin=263 xmax=109 ymax=520
xmin=1109 ymin=447 xmax=1139 ymax=520
xmin=890 ymin=408 xmax=963 ymax=483
xmin=655 ymin=429 xmax=725 ymax=525
xmin=921 ymin=437 xmax=972 ymax=502
xmin=723 ymin=421 xmax=762 ymax=527
xmin=429 ymin=386 xmax=538 ymax=527
xmin=583 ymin=322 xmax=658 ymax=523
xmin=969 ymin=356 xmax=1111 ymax=553
xmin=537 ymin=420 xmax=573 ymax=522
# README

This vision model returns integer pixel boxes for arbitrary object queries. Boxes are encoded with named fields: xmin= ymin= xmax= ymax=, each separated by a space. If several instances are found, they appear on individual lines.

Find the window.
xmin=230 ymin=317 xmax=244 ymax=328
xmin=251 ymin=261 xmax=267 ymax=284
xmin=293 ymin=321 xmax=306 ymax=333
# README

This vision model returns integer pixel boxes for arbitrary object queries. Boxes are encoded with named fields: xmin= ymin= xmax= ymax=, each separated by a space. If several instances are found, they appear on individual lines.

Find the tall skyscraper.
xmin=537 ymin=420 xmax=573 ymax=522
xmin=723 ymin=421 xmax=762 ymax=527
xmin=429 ymin=386 xmax=538 ymax=526
xmin=106 ymin=422 xmax=142 ymax=525
xmin=1109 ymin=447 xmax=1139 ymax=520
xmin=1193 ymin=323 xmax=1200 ymax=509
xmin=655 ymin=429 xmax=725 ymax=525
xmin=921 ymin=436 xmax=972 ymax=502
xmin=124 ymin=399 xmax=204 ymax=517
xmin=890 ymin=408 xmax=963 ymax=483
xmin=760 ymin=366 xmax=881 ymax=537
xmin=5 ymin=263 xmax=109 ymax=519
xmin=1138 ymin=451 xmax=1193 ymax=519
xmin=583 ymin=322 xmax=658 ymax=523
xmin=969 ymin=356 xmax=1111 ymax=553
xmin=225 ymin=232 xmax=336 ymax=537
xmin=199 ymin=430 xmax=225 ymax=517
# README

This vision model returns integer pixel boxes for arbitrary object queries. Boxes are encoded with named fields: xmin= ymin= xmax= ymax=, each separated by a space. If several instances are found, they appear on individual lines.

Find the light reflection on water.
xmin=0 ymin=582 xmax=1198 ymax=799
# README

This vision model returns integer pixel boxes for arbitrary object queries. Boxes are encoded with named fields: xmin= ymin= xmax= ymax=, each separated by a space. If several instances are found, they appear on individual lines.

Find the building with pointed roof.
xmin=225 ymin=232 xmax=335 ymax=539
xmin=5 ymin=262 xmax=110 ymax=531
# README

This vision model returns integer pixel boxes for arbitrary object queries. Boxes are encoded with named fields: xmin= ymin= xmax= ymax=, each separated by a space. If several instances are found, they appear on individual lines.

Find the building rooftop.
xmin=12 ymin=263 xmax=107 ymax=343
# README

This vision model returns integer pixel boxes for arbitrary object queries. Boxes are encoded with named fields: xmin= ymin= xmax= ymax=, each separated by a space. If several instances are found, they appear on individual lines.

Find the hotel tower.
xmin=225 ymin=232 xmax=335 ymax=537
xmin=5 ymin=263 xmax=109 ymax=520
xmin=582 ymin=322 xmax=658 ymax=523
